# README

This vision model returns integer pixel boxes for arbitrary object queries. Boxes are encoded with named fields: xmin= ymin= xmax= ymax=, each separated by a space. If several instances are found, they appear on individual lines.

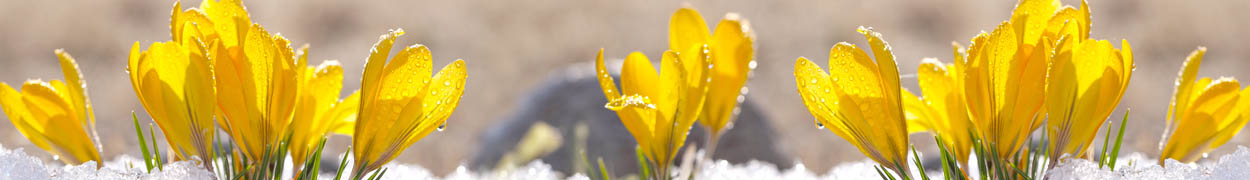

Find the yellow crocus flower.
xmin=352 ymin=29 xmax=467 ymax=176
xmin=668 ymin=7 xmax=755 ymax=138
xmin=1044 ymin=21 xmax=1134 ymax=161
xmin=904 ymin=55 xmax=974 ymax=165
xmin=594 ymin=46 xmax=710 ymax=178
xmin=961 ymin=21 xmax=1049 ymax=158
xmin=127 ymin=39 xmax=217 ymax=163
xmin=0 ymin=50 xmax=102 ymax=165
xmin=212 ymin=22 xmax=303 ymax=161
xmin=288 ymin=60 xmax=360 ymax=167
xmin=1160 ymin=48 xmax=1250 ymax=164
xmin=955 ymin=1 xmax=1088 ymax=160
xmin=172 ymin=0 xmax=302 ymax=161
xmin=794 ymin=27 xmax=909 ymax=174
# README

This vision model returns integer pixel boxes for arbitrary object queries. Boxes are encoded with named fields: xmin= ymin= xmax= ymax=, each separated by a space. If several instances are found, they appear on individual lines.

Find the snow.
xmin=0 ymin=144 xmax=213 ymax=180
xmin=6 ymin=143 xmax=1250 ymax=179
xmin=1048 ymin=146 xmax=1250 ymax=180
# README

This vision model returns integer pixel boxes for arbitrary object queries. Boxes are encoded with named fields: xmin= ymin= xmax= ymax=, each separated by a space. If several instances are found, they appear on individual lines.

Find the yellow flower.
xmin=174 ymin=0 xmax=251 ymax=49
xmin=961 ymin=21 xmax=1048 ymax=158
xmin=903 ymin=55 xmax=973 ymax=164
xmin=1160 ymin=48 xmax=1250 ymax=164
xmin=794 ymin=27 xmax=909 ymax=174
xmin=171 ymin=0 xmax=305 ymax=162
xmin=1044 ymin=22 xmax=1134 ymax=160
xmin=0 ymin=50 xmax=102 ymax=165
xmin=212 ymin=21 xmax=303 ymax=161
xmin=127 ymin=39 xmax=217 ymax=162
xmin=288 ymin=60 xmax=359 ymax=167
xmin=594 ymin=46 xmax=710 ymax=177
xmin=352 ymin=29 xmax=467 ymax=175
xmin=668 ymin=7 xmax=755 ymax=136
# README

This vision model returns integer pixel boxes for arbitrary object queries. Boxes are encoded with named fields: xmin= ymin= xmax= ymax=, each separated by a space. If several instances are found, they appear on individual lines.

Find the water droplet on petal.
xmin=748 ymin=61 xmax=758 ymax=69
xmin=437 ymin=122 xmax=447 ymax=132
xmin=815 ymin=120 xmax=825 ymax=129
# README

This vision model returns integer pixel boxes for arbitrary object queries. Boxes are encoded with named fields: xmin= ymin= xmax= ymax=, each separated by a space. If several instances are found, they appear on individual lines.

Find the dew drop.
xmin=52 ymin=155 xmax=60 ymax=161
xmin=815 ymin=120 xmax=825 ymax=129
xmin=444 ymin=81 xmax=452 ymax=86
xmin=748 ymin=61 xmax=758 ymax=69
xmin=437 ymin=122 xmax=447 ymax=132
xmin=740 ymin=87 xmax=750 ymax=95
xmin=1202 ymin=153 xmax=1210 ymax=158
xmin=736 ymin=95 xmax=745 ymax=103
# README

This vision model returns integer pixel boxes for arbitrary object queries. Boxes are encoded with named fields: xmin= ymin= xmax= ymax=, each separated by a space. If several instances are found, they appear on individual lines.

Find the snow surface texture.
xmin=6 ymin=143 xmax=1250 ymax=179
xmin=1048 ymin=146 xmax=1250 ymax=180
xmin=0 ymin=144 xmax=214 ymax=180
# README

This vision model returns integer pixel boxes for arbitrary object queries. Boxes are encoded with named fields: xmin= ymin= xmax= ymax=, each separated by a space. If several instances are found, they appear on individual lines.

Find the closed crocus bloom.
xmin=961 ymin=21 xmax=1049 ymax=158
xmin=595 ymin=47 xmax=711 ymax=178
xmin=212 ymin=22 xmax=303 ymax=161
xmin=0 ymin=50 xmax=102 ymax=165
xmin=668 ymin=7 xmax=755 ymax=137
xmin=288 ymin=60 xmax=359 ymax=168
xmin=128 ymin=39 xmax=216 ymax=163
xmin=794 ymin=27 xmax=909 ymax=174
xmin=904 ymin=56 xmax=974 ymax=165
xmin=1160 ymin=48 xmax=1250 ymax=164
xmin=1045 ymin=21 xmax=1134 ymax=162
xmin=170 ymin=1 xmax=217 ymax=47
xmin=197 ymin=0 xmax=251 ymax=49
xmin=352 ymin=29 xmax=467 ymax=176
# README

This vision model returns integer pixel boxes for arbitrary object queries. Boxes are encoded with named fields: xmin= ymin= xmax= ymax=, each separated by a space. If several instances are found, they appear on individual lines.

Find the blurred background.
xmin=2 ymin=0 xmax=1249 ymax=176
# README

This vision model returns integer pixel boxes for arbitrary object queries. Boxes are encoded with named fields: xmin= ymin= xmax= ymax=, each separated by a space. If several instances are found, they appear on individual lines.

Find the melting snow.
xmin=5 ymin=143 xmax=1250 ymax=179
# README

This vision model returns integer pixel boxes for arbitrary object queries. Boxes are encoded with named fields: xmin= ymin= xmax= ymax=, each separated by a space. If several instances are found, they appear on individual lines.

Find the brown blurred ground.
xmin=2 ymin=0 xmax=1249 ymax=175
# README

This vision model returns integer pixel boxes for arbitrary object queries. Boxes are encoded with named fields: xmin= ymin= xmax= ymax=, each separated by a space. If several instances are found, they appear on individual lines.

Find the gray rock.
xmin=469 ymin=62 xmax=791 ymax=175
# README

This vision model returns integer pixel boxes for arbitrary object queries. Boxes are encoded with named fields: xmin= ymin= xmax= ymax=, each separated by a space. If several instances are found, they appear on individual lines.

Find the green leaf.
xmin=1100 ymin=116 xmax=1114 ymax=168
xmin=333 ymin=147 xmax=351 ymax=180
xmin=597 ymin=157 xmax=611 ymax=180
xmin=636 ymin=146 xmax=651 ymax=179
xmin=1109 ymin=109 xmax=1130 ymax=171
xmin=148 ymin=125 xmax=164 ymax=171
xmin=132 ymin=112 xmax=153 ymax=172
xmin=910 ymin=145 xmax=929 ymax=180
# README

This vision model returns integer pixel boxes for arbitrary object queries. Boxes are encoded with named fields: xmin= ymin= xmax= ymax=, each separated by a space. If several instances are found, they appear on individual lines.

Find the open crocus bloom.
xmin=668 ymin=7 xmax=755 ymax=137
xmin=903 ymin=55 xmax=973 ymax=165
xmin=352 ymin=29 xmax=468 ymax=176
xmin=1159 ymin=48 xmax=1250 ymax=164
xmin=128 ymin=26 xmax=217 ymax=164
xmin=1044 ymin=23 xmax=1134 ymax=161
xmin=288 ymin=60 xmax=359 ymax=168
xmin=0 ymin=50 xmax=102 ymax=165
xmin=794 ymin=27 xmax=909 ymax=175
xmin=594 ymin=47 xmax=710 ymax=177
